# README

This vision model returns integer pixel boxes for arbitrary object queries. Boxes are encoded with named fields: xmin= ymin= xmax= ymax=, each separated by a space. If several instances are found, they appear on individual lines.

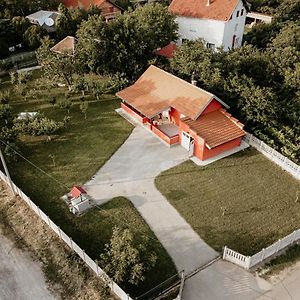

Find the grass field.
xmin=156 ymin=148 xmax=300 ymax=255
xmin=0 ymin=72 xmax=177 ymax=296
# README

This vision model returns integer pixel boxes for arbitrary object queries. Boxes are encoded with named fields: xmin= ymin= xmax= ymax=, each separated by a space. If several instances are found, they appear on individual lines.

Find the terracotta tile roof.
xmin=168 ymin=0 xmax=240 ymax=21
xmin=117 ymin=65 xmax=226 ymax=119
xmin=154 ymin=43 xmax=177 ymax=59
xmin=50 ymin=36 xmax=76 ymax=55
xmin=63 ymin=0 xmax=115 ymax=9
xmin=182 ymin=109 xmax=245 ymax=148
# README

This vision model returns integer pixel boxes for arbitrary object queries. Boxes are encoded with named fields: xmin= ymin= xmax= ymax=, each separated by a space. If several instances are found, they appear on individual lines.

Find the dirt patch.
xmin=0 ymin=180 xmax=114 ymax=300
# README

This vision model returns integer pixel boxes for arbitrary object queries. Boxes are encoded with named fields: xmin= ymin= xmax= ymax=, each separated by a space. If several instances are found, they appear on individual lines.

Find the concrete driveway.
xmin=85 ymin=126 xmax=218 ymax=274
xmin=84 ymin=125 xmax=271 ymax=299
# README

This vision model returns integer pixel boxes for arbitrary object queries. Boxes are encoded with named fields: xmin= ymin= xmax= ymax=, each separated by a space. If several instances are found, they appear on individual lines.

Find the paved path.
xmin=257 ymin=260 xmax=300 ymax=300
xmin=85 ymin=124 xmax=271 ymax=299
xmin=0 ymin=231 xmax=55 ymax=300
xmin=85 ymin=126 xmax=218 ymax=274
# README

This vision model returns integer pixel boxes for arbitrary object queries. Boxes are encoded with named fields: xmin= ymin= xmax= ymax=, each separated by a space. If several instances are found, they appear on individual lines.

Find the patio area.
xmin=157 ymin=123 xmax=179 ymax=137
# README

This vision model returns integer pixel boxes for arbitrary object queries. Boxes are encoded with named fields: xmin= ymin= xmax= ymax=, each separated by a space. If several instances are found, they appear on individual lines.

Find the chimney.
xmin=191 ymin=72 xmax=197 ymax=86
xmin=206 ymin=0 xmax=210 ymax=6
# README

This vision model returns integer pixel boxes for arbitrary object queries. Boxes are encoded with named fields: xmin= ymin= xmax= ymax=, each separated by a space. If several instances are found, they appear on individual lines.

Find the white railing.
xmin=223 ymin=246 xmax=251 ymax=269
xmin=244 ymin=133 xmax=300 ymax=180
xmin=0 ymin=170 xmax=132 ymax=300
xmin=223 ymin=228 xmax=300 ymax=269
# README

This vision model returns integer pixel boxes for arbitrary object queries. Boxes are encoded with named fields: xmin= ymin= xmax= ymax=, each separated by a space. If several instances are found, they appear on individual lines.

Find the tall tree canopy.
xmin=77 ymin=3 xmax=178 ymax=79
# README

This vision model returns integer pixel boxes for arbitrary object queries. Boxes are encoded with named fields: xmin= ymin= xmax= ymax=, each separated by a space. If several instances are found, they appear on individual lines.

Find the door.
xmin=181 ymin=131 xmax=191 ymax=150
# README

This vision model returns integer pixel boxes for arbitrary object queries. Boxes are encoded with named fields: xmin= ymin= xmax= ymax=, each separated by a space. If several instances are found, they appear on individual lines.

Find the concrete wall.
xmin=175 ymin=0 xmax=246 ymax=50
xmin=223 ymin=0 xmax=247 ymax=50
xmin=176 ymin=16 xmax=225 ymax=49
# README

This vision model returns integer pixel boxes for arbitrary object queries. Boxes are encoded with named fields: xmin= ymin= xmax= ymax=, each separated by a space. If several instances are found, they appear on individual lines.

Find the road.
xmin=0 ymin=230 xmax=56 ymax=300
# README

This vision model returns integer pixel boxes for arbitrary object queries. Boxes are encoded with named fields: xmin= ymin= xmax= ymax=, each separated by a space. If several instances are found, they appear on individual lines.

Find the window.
xmin=234 ymin=24 xmax=238 ymax=32
xmin=206 ymin=43 xmax=215 ymax=50
xmin=236 ymin=10 xmax=239 ymax=17
xmin=241 ymin=9 xmax=244 ymax=16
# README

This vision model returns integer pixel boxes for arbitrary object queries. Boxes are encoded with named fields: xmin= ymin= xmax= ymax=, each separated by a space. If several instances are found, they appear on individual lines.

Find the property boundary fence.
xmin=223 ymin=228 xmax=300 ymax=269
xmin=135 ymin=271 xmax=184 ymax=300
xmin=0 ymin=170 xmax=132 ymax=300
xmin=223 ymin=133 xmax=300 ymax=269
xmin=243 ymin=133 xmax=300 ymax=180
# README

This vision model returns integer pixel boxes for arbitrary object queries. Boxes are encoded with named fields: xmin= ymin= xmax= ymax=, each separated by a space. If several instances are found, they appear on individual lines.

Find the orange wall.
xmin=201 ymin=99 xmax=223 ymax=115
xmin=201 ymin=138 xmax=242 ymax=160
xmin=179 ymin=118 xmax=242 ymax=160
xmin=169 ymin=107 xmax=181 ymax=125
xmin=121 ymin=102 xmax=149 ymax=124
xmin=152 ymin=125 xmax=179 ymax=145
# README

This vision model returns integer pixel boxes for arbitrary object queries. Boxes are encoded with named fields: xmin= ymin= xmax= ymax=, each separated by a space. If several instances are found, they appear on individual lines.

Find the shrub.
xmin=14 ymin=113 xmax=66 ymax=136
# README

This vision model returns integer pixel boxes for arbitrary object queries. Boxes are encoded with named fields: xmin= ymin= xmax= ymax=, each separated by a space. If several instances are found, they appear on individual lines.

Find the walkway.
xmin=85 ymin=126 xmax=218 ymax=274
xmin=84 ymin=124 xmax=271 ymax=299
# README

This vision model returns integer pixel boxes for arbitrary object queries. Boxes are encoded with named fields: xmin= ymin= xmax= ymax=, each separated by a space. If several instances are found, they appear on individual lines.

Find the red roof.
xmin=71 ymin=186 xmax=86 ymax=198
xmin=117 ymin=65 xmax=230 ymax=120
xmin=63 ymin=0 xmax=112 ymax=9
xmin=182 ymin=109 xmax=245 ymax=148
xmin=50 ymin=36 xmax=76 ymax=55
xmin=169 ymin=0 xmax=240 ymax=21
xmin=155 ymin=43 xmax=177 ymax=59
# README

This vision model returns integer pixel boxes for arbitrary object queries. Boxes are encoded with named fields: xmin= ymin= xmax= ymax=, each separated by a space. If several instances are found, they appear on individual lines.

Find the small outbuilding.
xmin=26 ymin=10 xmax=59 ymax=32
xmin=116 ymin=65 xmax=245 ymax=161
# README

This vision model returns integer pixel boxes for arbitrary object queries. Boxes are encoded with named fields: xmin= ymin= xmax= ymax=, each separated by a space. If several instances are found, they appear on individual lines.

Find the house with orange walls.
xmin=117 ymin=65 xmax=245 ymax=161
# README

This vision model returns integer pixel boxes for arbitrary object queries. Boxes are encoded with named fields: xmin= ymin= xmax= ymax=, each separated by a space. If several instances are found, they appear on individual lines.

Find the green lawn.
xmin=0 ymin=72 xmax=177 ymax=296
xmin=155 ymin=148 xmax=300 ymax=255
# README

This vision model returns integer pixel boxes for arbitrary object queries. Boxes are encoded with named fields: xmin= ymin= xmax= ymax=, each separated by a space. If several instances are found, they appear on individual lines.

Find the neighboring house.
xmin=63 ymin=0 xmax=123 ymax=21
xmin=168 ymin=0 xmax=249 ymax=51
xmin=154 ymin=42 xmax=177 ymax=59
xmin=26 ymin=10 xmax=59 ymax=33
xmin=245 ymin=12 xmax=273 ymax=28
xmin=117 ymin=65 xmax=245 ymax=161
xmin=50 ymin=36 xmax=76 ymax=56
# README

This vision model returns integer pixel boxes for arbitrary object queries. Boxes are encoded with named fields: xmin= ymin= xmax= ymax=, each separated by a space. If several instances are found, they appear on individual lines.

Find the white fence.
xmin=0 ymin=170 xmax=132 ymax=300
xmin=244 ymin=133 xmax=300 ymax=180
xmin=223 ymin=228 xmax=300 ymax=269
xmin=223 ymin=133 xmax=300 ymax=269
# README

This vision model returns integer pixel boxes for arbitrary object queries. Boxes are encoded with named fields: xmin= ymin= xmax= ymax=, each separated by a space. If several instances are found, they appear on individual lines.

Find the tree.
xmin=79 ymin=101 xmax=88 ymax=119
xmin=37 ymin=37 xmax=81 ymax=88
xmin=55 ymin=4 xmax=74 ymax=39
xmin=24 ymin=25 xmax=46 ymax=49
xmin=100 ymin=227 xmax=157 ymax=286
xmin=171 ymin=39 xmax=223 ymax=91
xmin=0 ymin=104 xmax=18 ymax=157
xmin=77 ymin=3 xmax=178 ymax=78
xmin=11 ymin=16 xmax=31 ymax=42
xmin=76 ymin=15 xmax=109 ymax=73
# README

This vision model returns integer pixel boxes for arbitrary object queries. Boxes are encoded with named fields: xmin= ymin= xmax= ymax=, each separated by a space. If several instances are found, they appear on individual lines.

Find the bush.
xmin=14 ymin=113 xmax=67 ymax=136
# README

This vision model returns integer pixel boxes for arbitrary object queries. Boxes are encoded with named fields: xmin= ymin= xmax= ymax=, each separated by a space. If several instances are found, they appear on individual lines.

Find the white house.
xmin=168 ymin=0 xmax=249 ymax=51
xmin=26 ymin=10 xmax=60 ymax=33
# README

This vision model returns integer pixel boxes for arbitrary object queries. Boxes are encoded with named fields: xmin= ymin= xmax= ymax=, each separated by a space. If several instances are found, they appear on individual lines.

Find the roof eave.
xmin=192 ymin=95 xmax=229 ymax=121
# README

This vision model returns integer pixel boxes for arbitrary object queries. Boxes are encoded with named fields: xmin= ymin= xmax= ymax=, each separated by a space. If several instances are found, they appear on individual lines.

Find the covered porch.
xmin=120 ymin=102 xmax=180 ymax=146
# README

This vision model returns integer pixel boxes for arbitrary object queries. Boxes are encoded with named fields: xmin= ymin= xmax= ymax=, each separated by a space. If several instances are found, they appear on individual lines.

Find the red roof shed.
xmin=71 ymin=186 xmax=86 ymax=198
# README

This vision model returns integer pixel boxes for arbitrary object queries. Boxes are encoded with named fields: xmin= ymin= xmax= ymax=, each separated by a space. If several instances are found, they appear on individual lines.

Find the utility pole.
xmin=0 ymin=148 xmax=16 ymax=196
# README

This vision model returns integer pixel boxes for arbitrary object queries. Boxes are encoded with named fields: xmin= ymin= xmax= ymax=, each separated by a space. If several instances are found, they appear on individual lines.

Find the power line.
xmin=0 ymin=139 xmax=68 ymax=189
